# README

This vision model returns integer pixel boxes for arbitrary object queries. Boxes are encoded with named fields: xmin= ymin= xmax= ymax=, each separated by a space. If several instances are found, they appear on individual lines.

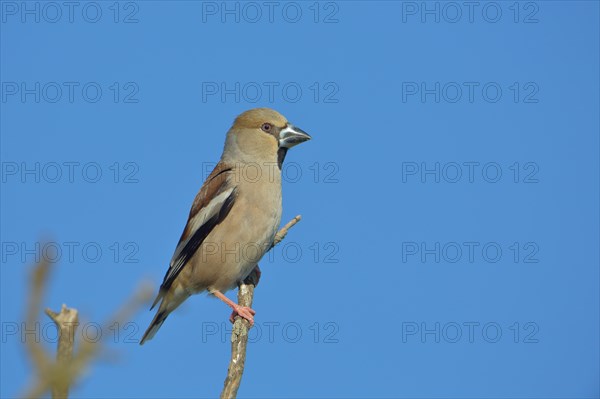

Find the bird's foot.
xmin=229 ymin=305 xmax=256 ymax=325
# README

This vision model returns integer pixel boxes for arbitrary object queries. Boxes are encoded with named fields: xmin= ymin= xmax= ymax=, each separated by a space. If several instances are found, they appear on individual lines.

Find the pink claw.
xmin=229 ymin=305 xmax=256 ymax=325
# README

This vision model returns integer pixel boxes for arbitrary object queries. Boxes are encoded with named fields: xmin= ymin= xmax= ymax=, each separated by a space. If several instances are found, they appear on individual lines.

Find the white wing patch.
xmin=170 ymin=187 xmax=235 ymax=267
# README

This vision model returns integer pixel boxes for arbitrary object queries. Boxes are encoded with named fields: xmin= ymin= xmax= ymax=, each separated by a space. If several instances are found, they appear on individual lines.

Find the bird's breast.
xmin=190 ymin=164 xmax=283 ymax=292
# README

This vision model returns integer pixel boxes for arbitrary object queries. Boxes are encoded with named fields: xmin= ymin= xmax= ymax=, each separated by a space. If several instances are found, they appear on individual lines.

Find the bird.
xmin=140 ymin=108 xmax=311 ymax=344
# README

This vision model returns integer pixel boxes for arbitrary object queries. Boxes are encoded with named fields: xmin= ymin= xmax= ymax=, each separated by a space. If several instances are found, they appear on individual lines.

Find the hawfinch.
xmin=140 ymin=108 xmax=311 ymax=344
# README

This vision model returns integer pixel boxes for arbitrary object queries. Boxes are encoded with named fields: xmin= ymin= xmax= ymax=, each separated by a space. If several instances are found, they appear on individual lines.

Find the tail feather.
xmin=140 ymin=308 xmax=168 ymax=345
xmin=140 ymin=291 xmax=187 ymax=345
xmin=149 ymin=288 xmax=166 ymax=311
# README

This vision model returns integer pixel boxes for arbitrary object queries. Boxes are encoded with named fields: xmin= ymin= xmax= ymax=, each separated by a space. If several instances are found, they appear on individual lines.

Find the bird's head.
xmin=224 ymin=108 xmax=311 ymax=164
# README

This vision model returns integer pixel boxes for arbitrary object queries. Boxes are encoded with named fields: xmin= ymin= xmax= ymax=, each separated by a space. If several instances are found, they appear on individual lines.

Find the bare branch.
xmin=51 ymin=282 xmax=154 ymax=394
xmin=25 ymin=258 xmax=52 ymax=373
xmin=220 ymin=271 xmax=256 ymax=399
xmin=45 ymin=305 xmax=79 ymax=399
xmin=20 ymin=254 xmax=154 ymax=399
xmin=221 ymin=215 xmax=302 ymax=399
xmin=21 ymin=258 xmax=54 ymax=399
xmin=273 ymin=215 xmax=301 ymax=247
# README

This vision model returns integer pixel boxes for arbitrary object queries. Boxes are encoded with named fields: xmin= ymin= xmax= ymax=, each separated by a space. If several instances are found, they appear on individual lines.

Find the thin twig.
xmin=220 ymin=215 xmax=302 ymax=399
xmin=273 ymin=215 xmax=302 ymax=247
xmin=22 ymin=258 xmax=53 ymax=399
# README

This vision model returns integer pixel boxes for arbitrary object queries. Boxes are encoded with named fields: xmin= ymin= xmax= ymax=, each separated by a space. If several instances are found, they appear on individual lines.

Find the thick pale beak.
xmin=279 ymin=124 xmax=311 ymax=148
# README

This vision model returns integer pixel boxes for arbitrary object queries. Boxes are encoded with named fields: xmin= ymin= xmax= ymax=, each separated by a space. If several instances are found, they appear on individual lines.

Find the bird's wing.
xmin=157 ymin=162 xmax=237 ymax=297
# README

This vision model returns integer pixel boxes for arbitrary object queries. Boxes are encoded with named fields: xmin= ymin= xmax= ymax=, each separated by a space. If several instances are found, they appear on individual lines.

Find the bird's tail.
xmin=140 ymin=290 xmax=186 ymax=345
xmin=140 ymin=305 xmax=169 ymax=345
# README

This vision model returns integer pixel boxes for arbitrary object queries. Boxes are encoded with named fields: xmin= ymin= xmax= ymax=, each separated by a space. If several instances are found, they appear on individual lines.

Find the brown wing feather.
xmin=150 ymin=162 xmax=236 ymax=309
xmin=181 ymin=161 xmax=234 ymax=241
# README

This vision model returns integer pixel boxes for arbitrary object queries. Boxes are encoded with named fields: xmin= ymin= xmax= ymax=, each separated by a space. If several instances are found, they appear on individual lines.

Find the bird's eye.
xmin=261 ymin=123 xmax=272 ymax=132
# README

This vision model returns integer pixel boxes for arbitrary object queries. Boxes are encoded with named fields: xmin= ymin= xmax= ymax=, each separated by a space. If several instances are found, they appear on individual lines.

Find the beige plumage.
xmin=140 ymin=108 xmax=311 ymax=344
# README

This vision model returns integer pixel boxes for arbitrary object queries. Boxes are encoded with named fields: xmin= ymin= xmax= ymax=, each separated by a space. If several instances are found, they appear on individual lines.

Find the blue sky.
xmin=1 ymin=1 xmax=598 ymax=398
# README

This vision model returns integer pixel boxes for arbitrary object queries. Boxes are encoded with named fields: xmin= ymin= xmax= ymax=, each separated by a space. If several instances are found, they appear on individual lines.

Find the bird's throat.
xmin=277 ymin=147 xmax=288 ymax=170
